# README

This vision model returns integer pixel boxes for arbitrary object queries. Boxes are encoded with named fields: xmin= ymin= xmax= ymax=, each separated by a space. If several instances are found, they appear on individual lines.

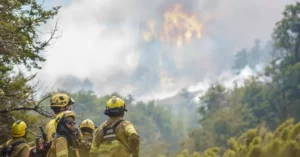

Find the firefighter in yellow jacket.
xmin=90 ymin=96 xmax=140 ymax=157
xmin=78 ymin=119 xmax=95 ymax=157
xmin=45 ymin=93 xmax=75 ymax=142
xmin=46 ymin=110 xmax=80 ymax=157
xmin=0 ymin=120 xmax=30 ymax=157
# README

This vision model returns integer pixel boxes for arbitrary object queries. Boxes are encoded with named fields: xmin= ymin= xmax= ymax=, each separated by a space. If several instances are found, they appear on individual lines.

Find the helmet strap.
xmin=80 ymin=127 xmax=93 ymax=134
xmin=22 ymin=131 xmax=28 ymax=139
xmin=104 ymin=107 xmax=126 ymax=117
xmin=60 ymin=106 xmax=67 ymax=112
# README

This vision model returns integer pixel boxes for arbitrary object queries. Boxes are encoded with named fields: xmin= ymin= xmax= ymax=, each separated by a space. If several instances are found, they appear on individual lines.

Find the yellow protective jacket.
xmin=46 ymin=136 xmax=80 ymax=157
xmin=89 ymin=117 xmax=140 ymax=157
xmin=46 ymin=117 xmax=57 ymax=142
xmin=0 ymin=137 xmax=30 ymax=157
xmin=82 ymin=132 xmax=93 ymax=142
xmin=46 ymin=116 xmax=83 ymax=143
xmin=79 ymin=132 xmax=93 ymax=157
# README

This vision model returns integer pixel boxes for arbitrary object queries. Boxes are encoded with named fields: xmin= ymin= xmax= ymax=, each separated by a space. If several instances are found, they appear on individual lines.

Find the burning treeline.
xmin=142 ymin=4 xmax=203 ymax=47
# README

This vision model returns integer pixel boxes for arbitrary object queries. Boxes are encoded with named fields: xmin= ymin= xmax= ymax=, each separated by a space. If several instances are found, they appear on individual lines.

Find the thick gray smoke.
xmin=34 ymin=0 xmax=296 ymax=99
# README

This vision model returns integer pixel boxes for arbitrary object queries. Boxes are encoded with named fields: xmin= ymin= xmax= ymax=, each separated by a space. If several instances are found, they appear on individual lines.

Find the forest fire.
xmin=142 ymin=4 xmax=203 ymax=47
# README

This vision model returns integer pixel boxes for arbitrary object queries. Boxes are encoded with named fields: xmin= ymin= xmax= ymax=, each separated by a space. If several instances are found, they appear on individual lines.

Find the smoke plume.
xmin=34 ymin=0 xmax=296 ymax=99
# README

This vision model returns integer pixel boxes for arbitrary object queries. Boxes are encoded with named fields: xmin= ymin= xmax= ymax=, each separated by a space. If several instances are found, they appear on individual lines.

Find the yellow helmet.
xmin=50 ymin=93 xmax=75 ymax=107
xmin=55 ymin=110 xmax=76 ymax=128
xmin=106 ymin=96 xmax=126 ymax=108
xmin=104 ymin=96 xmax=127 ymax=116
xmin=11 ymin=120 xmax=27 ymax=137
xmin=80 ymin=119 xmax=95 ymax=130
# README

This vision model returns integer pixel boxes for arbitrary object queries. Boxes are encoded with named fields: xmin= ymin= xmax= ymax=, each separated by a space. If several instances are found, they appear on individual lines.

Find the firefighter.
xmin=90 ymin=96 xmax=140 ymax=157
xmin=78 ymin=119 xmax=95 ymax=157
xmin=0 ymin=120 xmax=30 ymax=157
xmin=45 ymin=93 xmax=75 ymax=142
xmin=46 ymin=110 xmax=79 ymax=157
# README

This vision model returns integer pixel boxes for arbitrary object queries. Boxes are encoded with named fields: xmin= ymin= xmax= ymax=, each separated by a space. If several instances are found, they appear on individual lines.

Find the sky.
xmin=31 ymin=0 xmax=297 ymax=100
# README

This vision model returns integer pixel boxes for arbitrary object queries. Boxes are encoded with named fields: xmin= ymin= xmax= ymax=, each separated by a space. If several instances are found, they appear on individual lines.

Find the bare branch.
xmin=40 ymin=0 xmax=46 ymax=7
xmin=0 ymin=89 xmax=52 ymax=118
xmin=0 ymin=106 xmax=52 ymax=118
xmin=34 ymin=19 xmax=60 ymax=53
xmin=41 ymin=82 xmax=55 ymax=96
xmin=37 ymin=95 xmax=51 ymax=106
xmin=28 ymin=129 xmax=42 ymax=138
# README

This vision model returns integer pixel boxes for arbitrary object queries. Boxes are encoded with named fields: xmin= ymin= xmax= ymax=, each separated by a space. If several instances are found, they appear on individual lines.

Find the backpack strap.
xmin=1 ymin=140 xmax=11 ymax=150
xmin=42 ymin=135 xmax=62 ymax=153
xmin=10 ymin=141 xmax=25 ymax=149
xmin=103 ymin=119 xmax=124 ymax=139
xmin=3 ymin=140 xmax=25 ymax=156
xmin=112 ymin=120 xmax=125 ymax=129
xmin=0 ymin=143 xmax=8 ymax=157
xmin=102 ymin=119 xmax=130 ymax=151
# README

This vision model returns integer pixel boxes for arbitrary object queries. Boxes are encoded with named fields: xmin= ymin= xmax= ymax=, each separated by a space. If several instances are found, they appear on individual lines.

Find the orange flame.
xmin=142 ymin=4 xmax=203 ymax=47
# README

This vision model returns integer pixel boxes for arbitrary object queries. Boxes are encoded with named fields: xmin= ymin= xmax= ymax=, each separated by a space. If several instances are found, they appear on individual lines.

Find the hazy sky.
xmin=32 ymin=0 xmax=297 ymax=100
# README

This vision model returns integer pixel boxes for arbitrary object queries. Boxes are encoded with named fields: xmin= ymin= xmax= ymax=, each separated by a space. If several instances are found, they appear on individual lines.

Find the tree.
xmin=0 ymin=0 xmax=60 ymax=142
xmin=273 ymin=2 xmax=300 ymax=61
xmin=266 ymin=2 xmax=300 ymax=122
xmin=232 ymin=49 xmax=248 ymax=71
xmin=198 ymin=84 xmax=227 ymax=121
xmin=0 ymin=0 xmax=60 ymax=72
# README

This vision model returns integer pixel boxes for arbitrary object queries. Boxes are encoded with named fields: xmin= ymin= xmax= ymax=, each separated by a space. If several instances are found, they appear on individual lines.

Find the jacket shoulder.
xmin=46 ymin=118 xmax=56 ymax=126
xmin=15 ymin=142 xmax=30 ymax=149
xmin=122 ymin=120 xmax=134 ymax=126
xmin=51 ymin=136 xmax=68 ymax=145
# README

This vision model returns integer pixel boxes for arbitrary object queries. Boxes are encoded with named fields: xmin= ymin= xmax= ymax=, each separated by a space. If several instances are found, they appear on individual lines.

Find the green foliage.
xmin=188 ymin=3 xmax=300 ymax=154
xmin=0 ymin=0 xmax=60 ymax=143
xmin=176 ymin=147 xmax=220 ymax=157
xmin=268 ymin=2 xmax=300 ymax=122
xmin=232 ymin=39 xmax=271 ymax=71
xmin=273 ymin=2 xmax=300 ymax=56
xmin=186 ymin=83 xmax=255 ymax=152
xmin=198 ymin=84 xmax=226 ymax=116
xmin=0 ymin=0 xmax=60 ymax=72
xmin=184 ymin=102 xmax=254 ymax=152
xmin=220 ymin=119 xmax=300 ymax=157
xmin=177 ymin=119 xmax=300 ymax=157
